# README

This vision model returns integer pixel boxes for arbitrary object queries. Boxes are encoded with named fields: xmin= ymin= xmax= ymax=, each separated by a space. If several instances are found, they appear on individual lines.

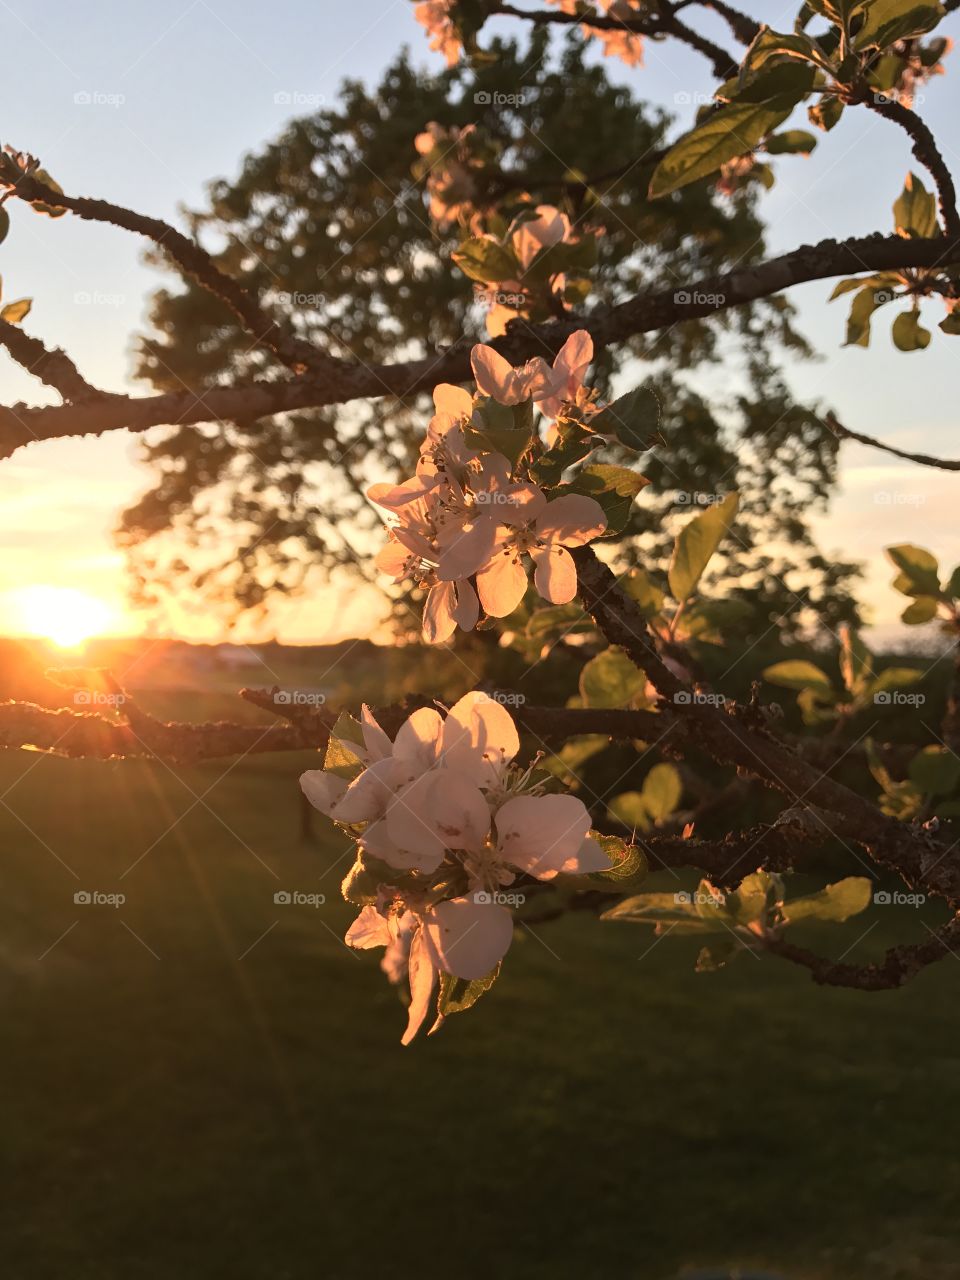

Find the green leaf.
xmin=894 ymin=172 xmax=939 ymax=238
xmin=844 ymin=284 xmax=897 ymax=346
xmin=696 ymin=939 xmax=739 ymax=971
xmin=323 ymin=712 xmax=366 ymax=778
xmin=642 ymin=762 xmax=683 ymax=822
xmin=579 ymin=646 xmax=646 ymax=709
xmin=464 ymin=398 xmax=531 ymax=466
xmin=564 ymin=464 xmax=649 ymax=535
xmin=866 ymin=666 xmax=923 ymax=693
xmin=649 ymin=98 xmax=800 ymax=198
xmin=436 ymin=965 xmax=500 ymax=1018
xmin=589 ymin=384 xmax=661 ymax=451
xmin=618 ymin=568 xmax=665 ymax=620
xmin=784 ymin=877 xmax=873 ymax=923
xmin=731 ymin=869 xmax=782 ymax=927
xmin=668 ymin=492 xmax=739 ymax=602
xmin=892 ymin=309 xmax=932 ymax=351
xmin=885 ymin=543 xmax=940 ymax=595
xmin=901 ymin=596 xmax=939 ymax=624
xmin=0 ymin=206 xmax=9 ymax=245
xmin=525 ymin=603 xmax=592 ymax=646
xmin=591 ymin=834 xmax=649 ymax=891
xmin=765 ymin=128 xmax=818 ymax=155
xmin=946 ymin=565 xmax=960 ymax=599
xmin=745 ymin=28 xmax=821 ymax=69
xmin=0 ymin=298 xmax=31 ymax=325
xmin=808 ymin=97 xmax=844 ymax=131
xmin=451 ymin=236 xmax=519 ymax=284
xmin=608 ymin=791 xmax=652 ymax=833
xmin=721 ymin=61 xmax=816 ymax=105
xmin=541 ymin=734 xmax=608 ymax=783
xmin=909 ymin=746 xmax=960 ymax=796
xmin=762 ymin=660 xmax=835 ymax=698
xmin=940 ymin=309 xmax=960 ymax=335
xmin=853 ymin=0 xmax=945 ymax=51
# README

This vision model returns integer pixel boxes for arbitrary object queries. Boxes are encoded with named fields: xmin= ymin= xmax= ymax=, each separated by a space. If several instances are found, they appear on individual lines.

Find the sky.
xmin=0 ymin=0 xmax=958 ymax=646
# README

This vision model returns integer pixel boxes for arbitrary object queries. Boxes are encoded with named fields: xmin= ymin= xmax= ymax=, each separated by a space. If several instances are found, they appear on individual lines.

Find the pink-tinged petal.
xmin=360 ymin=705 xmax=392 ymax=763
xmin=495 ymin=793 xmax=592 ymax=879
xmin=423 ymin=897 xmax=514 ymax=980
xmin=433 ymin=383 xmax=473 ymax=419
xmin=385 ymin=774 xmax=448 ymax=864
xmin=554 ymin=329 xmax=593 ymax=381
xmin=360 ymin=818 xmax=445 ymax=875
xmin=471 ymin=344 xmax=521 ymax=404
xmin=476 ymin=550 xmax=529 ymax=617
xmin=437 ymin=512 xmax=499 ymax=581
xmin=536 ymin=494 xmax=607 ymax=546
xmin=516 ymin=356 xmax=556 ymax=401
xmin=331 ymin=757 xmax=397 ymax=824
xmin=423 ymin=582 xmax=458 ymax=645
xmin=368 ymin=475 xmax=440 ymax=509
xmin=556 ymin=835 xmax=613 ymax=877
xmin=392 ymin=524 xmax=435 ymax=562
xmin=441 ymin=690 xmax=520 ymax=782
xmin=530 ymin=543 xmax=577 ymax=604
xmin=401 ymin=928 xmax=439 ymax=1046
xmin=477 ymin=453 xmax=512 ymax=491
xmin=345 ymin=905 xmax=393 ymax=951
xmin=299 ymin=770 xmax=348 ymax=816
xmin=375 ymin=541 xmax=412 ymax=579
xmin=452 ymin=579 xmax=480 ymax=632
xmin=393 ymin=707 xmax=444 ymax=768
xmin=431 ymin=772 xmax=491 ymax=851
xmin=498 ymin=482 xmax=548 ymax=527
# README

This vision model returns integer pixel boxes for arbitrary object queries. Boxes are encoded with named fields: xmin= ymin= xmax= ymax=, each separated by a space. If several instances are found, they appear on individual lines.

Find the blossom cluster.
xmin=413 ymin=121 xmax=483 ymax=228
xmin=301 ymin=691 xmax=611 ymax=1042
xmin=368 ymin=330 xmax=607 ymax=644
xmin=546 ymin=0 xmax=645 ymax=66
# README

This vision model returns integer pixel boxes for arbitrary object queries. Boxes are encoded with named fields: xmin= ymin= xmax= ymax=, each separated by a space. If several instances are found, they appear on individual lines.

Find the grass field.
xmin=2 ymin=730 xmax=960 ymax=1279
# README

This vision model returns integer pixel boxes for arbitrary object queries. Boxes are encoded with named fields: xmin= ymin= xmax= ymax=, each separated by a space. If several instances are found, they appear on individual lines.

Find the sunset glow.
xmin=10 ymin=586 xmax=117 ymax=648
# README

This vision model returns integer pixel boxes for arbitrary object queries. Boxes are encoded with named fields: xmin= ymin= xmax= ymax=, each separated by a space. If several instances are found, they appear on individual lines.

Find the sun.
xmin=13 ymin=586 xmax=116 ymax=648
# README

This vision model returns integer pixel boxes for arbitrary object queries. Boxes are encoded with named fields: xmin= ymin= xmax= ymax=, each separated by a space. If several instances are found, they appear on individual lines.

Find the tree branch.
xmin=823 ymin=410 xmax=960 ymax=471
xmin=764 ymin=916 xmax=960 ymax=990
xmin=0 ymin=318 xmax=104 ymax=403
xmin=3 ymin=169 xmax=331 ymax=374
xmin=863 ymin=95 xmax=960 ymax=239
xmin=3 ymin=231 xmax=957 ymax=460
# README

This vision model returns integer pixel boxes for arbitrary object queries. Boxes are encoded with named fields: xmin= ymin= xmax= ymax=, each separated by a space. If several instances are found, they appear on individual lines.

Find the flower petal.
xmin=345 ymin=905 xmax=393 ymax=951
xmin=360 ymin=705 xmax=393 ymax=762
xmin=441 ymin=690 xmax=520 ymax=783
xmin=476 ymin=550 xmax=528 ymax=617
xmin=423 ymin=582 xmax=458 ymax=645
xmin=361 ymin=818 xmax=445 ymax=874
xmin=393 ymin=707 xmax=444 ymax=770
xmin=495 ymin=793 xmax=592 ymax=879
xmin=530 ymin=543 xmax=577 ymax=604
xmin=299 ymin=770 xmax=347 ymax=816
xmin=452 ymin=578 xmax=480 ymax=632
xmin=423 ymin=897 xmax=514 ymax=980
xmin=401 ymin=927 xmax=439 ymax=1046
xmin=430 ymin=772 xmax=491 ymax=851
xmin=330 ymin=757 xmax=397 ymax=824
xmin=556 ymin=835 xmax=613 ymax=877
xmin=433 ymin=383 xmax=473 ymax=419
xmin=437 ymin=512 xmax=499 ymax=581
xmin=385 ymin=774 xmax=448 ymax=864
xmin=375 ymin=540 xmax=412 ymax=579
xmin=536 ymin=494 xmax=607 ymax=546
xmin=470 ymin=344 xmax=521 ymax=404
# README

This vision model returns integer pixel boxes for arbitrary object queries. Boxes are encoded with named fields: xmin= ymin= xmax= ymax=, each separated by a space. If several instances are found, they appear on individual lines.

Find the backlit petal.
xmin=423 ymin=581 xmax=458 ymax=645
xmin=433 ymin=383 xmax=473 ymax=419
xmin=495 ymin=793 xmax=592 ymax=879
xmin=401 ymin=928 xmax=439 ymax=1046
xmin=530 ymin=543 xmax=577 ymax=604
xmin=423 ymin=897 xmax=514 ymax=980
xmin=345 ymin=905 xmax=393 ymax=951
xmin=470 ymin=344 xmax=521 ymax=404
xmin=535 ymin=494 xmax=607 ymax=546
xmin=476 ymin=550 xmax=528 ymax=617
xmin=299 ymin=770 xmax=348 ymax=816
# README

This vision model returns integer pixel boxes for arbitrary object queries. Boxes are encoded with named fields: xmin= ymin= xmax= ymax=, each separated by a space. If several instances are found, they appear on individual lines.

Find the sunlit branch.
xmin=2 ymin=231 xmax=958 ymax=461
xmin=0 ymin=317 xmax=104 ymax=403
xmin=823 ymin=411 xmax=960 ymax=471
xmin=764 ymin=917 xmax=960 ymax=990
xmin=862 ymin=95 xmax=960 ymax=240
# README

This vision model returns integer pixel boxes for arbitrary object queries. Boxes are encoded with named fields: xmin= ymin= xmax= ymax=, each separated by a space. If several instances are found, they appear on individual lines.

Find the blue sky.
xmin=0 ymin=0 xmax=958 ymax=642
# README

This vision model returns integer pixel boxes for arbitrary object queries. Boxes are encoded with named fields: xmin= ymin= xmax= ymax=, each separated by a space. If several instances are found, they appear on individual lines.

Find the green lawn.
xmin=2 ymin=742 xmax=959 ymax=1279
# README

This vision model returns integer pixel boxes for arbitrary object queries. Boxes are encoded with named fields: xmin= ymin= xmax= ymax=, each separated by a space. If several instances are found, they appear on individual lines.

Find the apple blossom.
xmin=301 ymin=692 xmax=614 ymax=1042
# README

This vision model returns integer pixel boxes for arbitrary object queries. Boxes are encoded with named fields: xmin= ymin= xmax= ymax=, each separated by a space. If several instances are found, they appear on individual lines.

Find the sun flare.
xmin=12 ymin=586 xmax=116 ymax=648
